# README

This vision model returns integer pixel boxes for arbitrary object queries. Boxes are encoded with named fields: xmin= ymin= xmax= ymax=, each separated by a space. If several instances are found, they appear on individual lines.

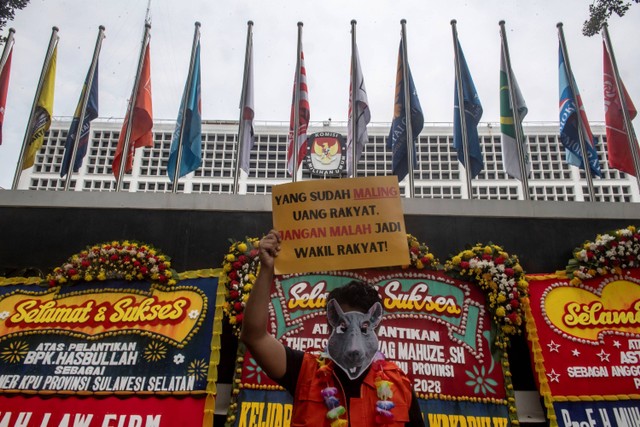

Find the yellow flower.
xmin=226 ymin=254 xmax=236 ymax=262
xmin=125 ymin=274 xmax=133 ymax=281
xmin=415 ymin=260 xmax=424 ymax=269
xmin=71 ymin=274 xmax=81 ymax=281
xmin=59 ymin=277 xmax=67 ymax=284
xmin=97 ymin=273 xmax=106 ymax=281
xmin=452 ymin=256 xmax=462 ymax=265
xmin=628 ymin=225 xmax=636 ymax=233
xmin=237 ymin=243 xmax=248 ymax=253
xmin=247 ymin=273 xmax=256 ymax=282
xmin=462 ymin=250 xmax=474 ymax=258
xmin=158 ymin=255 xmax=166 ymax=262
xmin=484 ymin=246 xmax=493 ymax=254
xmin=165 ymin=271 xmax=173 ymax=278
xmin=243 ymin=284 xmax=253 ymax=292
xmin=229 ymin=317 xmax=237 ymax=325
xmin=495 ymin=307 xmax=506 ymax=317
xmin=513 ymin=264 xmax=523 ymax=274
xmin=497 ymin=293 xmax=507 ymax=303
xmin=84 ymin=274 xmax=93 ymax=281
xmin=168 ymin=279 xmax=177 ymax=286
xmin=223 ymin=263 xmax=232 ymax=272
xmin=570 ymin=277 xmax=582 ymax=286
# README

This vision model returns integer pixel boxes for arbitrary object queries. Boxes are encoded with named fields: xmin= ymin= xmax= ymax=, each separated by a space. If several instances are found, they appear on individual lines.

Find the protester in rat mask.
xmin=240 ymin=229 xmax=425 ymax=426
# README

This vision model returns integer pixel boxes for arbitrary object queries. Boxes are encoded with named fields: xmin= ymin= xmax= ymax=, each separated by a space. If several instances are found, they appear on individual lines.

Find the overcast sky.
xmin=1 ymin=0 xmax=639 ymax=188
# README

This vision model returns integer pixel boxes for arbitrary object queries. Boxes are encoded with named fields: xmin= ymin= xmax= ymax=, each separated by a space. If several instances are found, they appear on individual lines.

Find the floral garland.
xmin=444 ymin=243 xmax=528 ymax=348
xmin=46 ymin=241 xmax=177 ymax=287
xmin=318 ymin=352 xmax=394 ymax=426
xmin=566 ymin=225 xmax=640 ymax=285
xmin=406 ymin=234 xmax=440 ymax=270
xmin=220 ymin=237 xmax=261 ymax=336
xmin=221 ymin=234 xmax=438 ymax=336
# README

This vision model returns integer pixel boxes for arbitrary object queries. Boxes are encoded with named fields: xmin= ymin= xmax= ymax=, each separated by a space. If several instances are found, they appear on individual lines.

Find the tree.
xmin=583 ymin=0 xmax=640 ymax=36
xmin=0 ymin=0 xmax=29 ymax=43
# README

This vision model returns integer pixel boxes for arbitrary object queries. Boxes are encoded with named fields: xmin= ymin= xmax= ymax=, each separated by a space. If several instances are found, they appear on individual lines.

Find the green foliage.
xmin=583 ymin=0 xmax=640 ymax=36
xmin=0 ymin=0 xmax=29 ymax=43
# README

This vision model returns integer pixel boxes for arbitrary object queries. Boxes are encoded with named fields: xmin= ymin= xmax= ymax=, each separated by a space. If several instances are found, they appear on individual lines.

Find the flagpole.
xmin=291 ymin=22 xmax=303 ymax=183
xmin=451 ymin=20 xmax=473 ymax=199
xmin=350 ymin=20 xmax=358 ymax=178
xmin=499 ymin=20 xmax=530 ymax=200
xmin=602 ymin=23 xmax=640 ymax=188
xmin=12 ymin=26 xmax=59 ymax=190
xmin=64 ymin=25 xmax=105 ymax=191
xmin=234 ymin=20 xmax=253 ymax=194
xmin=171 ymin=22 xmax=200 ymax=194
xmin=0 ymin=28 xmax=15 ymax=77
xmin=117 ymin=22 xmax=151 ymax=191
xmin=557 ymin=23 xmax=596 ymax=201
xmin=400 ymin=19 xmax=415 ymax=198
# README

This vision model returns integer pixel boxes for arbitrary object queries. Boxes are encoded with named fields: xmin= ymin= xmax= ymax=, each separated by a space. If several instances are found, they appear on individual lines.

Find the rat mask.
xmin=325 ymin=299 xmax=383 ymax=380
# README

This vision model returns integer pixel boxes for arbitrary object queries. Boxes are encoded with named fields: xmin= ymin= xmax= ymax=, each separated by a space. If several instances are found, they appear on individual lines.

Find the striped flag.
xmin=239 ymin=33 xmax=255 ymax=174
xmin=287 ymin=50 xmax=310 ymax=176
xmin=0 ymin=44 xmax=13 ymax=145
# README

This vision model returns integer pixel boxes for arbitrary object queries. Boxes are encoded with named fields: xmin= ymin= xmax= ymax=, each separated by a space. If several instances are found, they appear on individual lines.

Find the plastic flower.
xmin=567 ymin=225 xmax=640 ymax=285
xmin=444 ymin=243 xmax=528 ymax=348
xmin=46 ymin=241 xmax=178 ymax=287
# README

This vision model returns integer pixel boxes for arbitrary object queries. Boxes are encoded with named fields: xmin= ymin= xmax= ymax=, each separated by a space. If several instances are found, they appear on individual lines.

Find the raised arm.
xmin=239 ymin=230 xmax=287 ymax=380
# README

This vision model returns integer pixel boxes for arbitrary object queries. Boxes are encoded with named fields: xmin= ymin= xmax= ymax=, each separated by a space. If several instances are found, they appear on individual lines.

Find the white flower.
xmin=0 ymin=311 xmax=10 ymax=320
xmin=173 ymin=354 xmax=185 ymax=364
xmin=188 ymin=310 xmax=200 ymax=319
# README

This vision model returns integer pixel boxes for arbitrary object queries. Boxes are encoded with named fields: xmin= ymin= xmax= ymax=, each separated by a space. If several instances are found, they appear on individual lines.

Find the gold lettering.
xmin=9 ymin=299 xmax=94 ymax=325
xmin=563 ymin=300 xmax=640 ymax=328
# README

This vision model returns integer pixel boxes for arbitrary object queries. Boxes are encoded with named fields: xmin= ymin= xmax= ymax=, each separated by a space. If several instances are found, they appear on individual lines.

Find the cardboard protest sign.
xmin=272 ymin=176 xmax=410 ymax=274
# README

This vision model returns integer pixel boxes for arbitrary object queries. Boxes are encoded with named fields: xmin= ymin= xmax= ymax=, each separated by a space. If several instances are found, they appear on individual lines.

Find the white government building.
xmin=18 ymin=118 xmax=640 ymax=202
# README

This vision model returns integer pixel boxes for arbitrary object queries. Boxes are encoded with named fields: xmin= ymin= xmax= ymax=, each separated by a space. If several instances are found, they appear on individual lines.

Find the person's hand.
xmin=258 ymin=229 xmax=281 ymax=270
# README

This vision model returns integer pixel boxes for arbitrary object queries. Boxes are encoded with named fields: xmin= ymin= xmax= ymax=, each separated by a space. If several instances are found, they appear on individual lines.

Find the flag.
xmin=603 ymin=41 xmax=638 ymax=176
xmin=23 ymin=46 xmax=57 ymax=170
xmin=113 ymin=43 xmax=153 ymax=180
xmin=499 ymin=42 xmax=529 ymax=180
xmin=453 ymin=39 xmax=484 ymax=179
xmin=239 ymin=36 xmax=255 ymax=174
xmin=168 ymin=41 xmax=202 ymax=179
xmin=0 ymin=46 xmax=13 ymax=145
xmin=558 ymin=46 xmax=601 ymax=177
xmin=347 ymin=42 xmax=370 ymax=177
xmin=61 ymin=61 xmax=99 ymax=177
xmin=287 ymin=50 xmax=310 ymax=176
xmin=388 ymin=40 xmax=423 ymax=182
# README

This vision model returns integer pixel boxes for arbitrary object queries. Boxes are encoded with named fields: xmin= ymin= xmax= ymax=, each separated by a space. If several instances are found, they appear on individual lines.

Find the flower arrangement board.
xmin=525 ymin=270 xmax=640 ymax=427
xmin=228 ymin=270 xmax=514 ymax=427
xmin=0 ymin=272 xmax=223 ymax=427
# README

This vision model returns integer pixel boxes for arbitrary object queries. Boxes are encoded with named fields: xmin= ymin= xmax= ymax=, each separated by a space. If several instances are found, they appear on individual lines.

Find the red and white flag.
xmin=287 ymin=50 xmax=310 ymax=176
xmin=113 ymin=42 xmax=154 ymax=180
xmin=239 ymin=36 xmax=255 ymax=174
xmin=603 ymin=41 xmax=638 ymax=176
xmin=347 ymin=42 xmax=370 ymax=177
xmin=0 ymin=45 xmax=13 ymax=145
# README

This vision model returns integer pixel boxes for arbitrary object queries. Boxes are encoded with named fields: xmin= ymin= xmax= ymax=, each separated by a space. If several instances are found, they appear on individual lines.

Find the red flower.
xmin=234 ymin=302 xmax=244 ymax=312
xmin=249 ymin=249 xmax=259 ymax=258
xmin=81 ymin=260 xmax=91 ymax=268
xmin=494 ymin=257 xmax=505 ymax=265
xmin=232 ymin=261 xmax=243 ymax=270
xmin=507 ymin=312 xmax=519 ymax=324
xmin=49 ymin=280 xmax=57 ymax=287
xmin=510 ymin=299 xmax=520 ymax=308
xmin=504 ymin=268 xmax=515 ymax=277
xmin=586 ymin=251 xmax=595 ymax=259
xmin=229 ymin=290 xmax=239 ymax=299
xmin=140 ymin=266 xmax=149 ymax=275
xmin=238 ymin=255 xmax=248 ymax=264
xmin=610 ymin=241 xmax=618 ymax=248
xmin=158 ymin=275 xmax=168 ymax=283
xmin=158 ymin=264 xmax=166 ymax=271
xmin=110 ymin=254 xmax=119 ymax=262
xmin=420 ymin=256 xmax=430 ymax=265
xmin=133 ymin=260 xmax=141 ymax=267
xmin=410 ymin=247 xmax=420 ymax=254
xmin=482 ymin=254 xmax=492 ymax=261
xmin=68 ymin=268 xmax=78 ymax=276
xmin=460 ymin=261 xmax=470 ymax=269
xmin=228 ymin=271 xmax=238 ymax=281
xmin=235 ymin=313 xmax=244 ymax=323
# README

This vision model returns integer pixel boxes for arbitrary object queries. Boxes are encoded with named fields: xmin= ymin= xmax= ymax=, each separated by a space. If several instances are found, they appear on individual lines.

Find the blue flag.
xmin=168 ymin=41 xmax=202 ymax=179
xmin=61 ymin=62 xmax=99 ymax=177
xmin=558 ymin=46 xmax=601 ymax=177
xmin=453 ymin=40 xmax=484 ymax=179
xmin=388 ymin=41 xmax=424 ymax=181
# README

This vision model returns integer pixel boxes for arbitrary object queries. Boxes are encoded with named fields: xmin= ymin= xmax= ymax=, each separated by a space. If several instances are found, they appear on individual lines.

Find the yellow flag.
xmin=22 ymin=46 xmax=57 ymax=170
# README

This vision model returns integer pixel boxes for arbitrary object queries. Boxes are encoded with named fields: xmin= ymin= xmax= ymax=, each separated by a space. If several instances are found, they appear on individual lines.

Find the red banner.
xmin=526 ymin=269 xmax=640 ymax=397
xmin=0 ymin=395 xmax=206 ymax=426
